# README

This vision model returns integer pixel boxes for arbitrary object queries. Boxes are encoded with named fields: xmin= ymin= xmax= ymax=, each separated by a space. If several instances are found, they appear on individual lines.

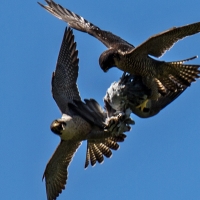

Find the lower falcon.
xmin=43 ymin=27 xmax=134 ymax=200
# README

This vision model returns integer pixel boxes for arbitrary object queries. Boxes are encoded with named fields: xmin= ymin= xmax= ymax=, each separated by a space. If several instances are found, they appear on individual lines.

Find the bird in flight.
xmin=43 ymin=27 xmax=133 ymax=200
xmin=38 ymin=0 xmax=200 ymax=111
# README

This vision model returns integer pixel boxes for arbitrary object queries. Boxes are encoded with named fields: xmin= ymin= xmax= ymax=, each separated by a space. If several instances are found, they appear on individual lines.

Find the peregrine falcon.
xmin=43 ymin=27 xmax=134 ymax=200
xmin=38 ymin=0 xmax=200 ymax=110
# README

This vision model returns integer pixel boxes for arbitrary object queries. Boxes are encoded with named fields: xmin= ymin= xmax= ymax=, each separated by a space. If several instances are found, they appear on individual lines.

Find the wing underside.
xmin=43 ymin=140 xmax=81 ymax=200
xmin=52 ymin=27 xmax=81 ymax=114
xmin=38 ymin=0 xmax=134 ymax=52
xmin=129 ymin=22 xmax=200 ymax=57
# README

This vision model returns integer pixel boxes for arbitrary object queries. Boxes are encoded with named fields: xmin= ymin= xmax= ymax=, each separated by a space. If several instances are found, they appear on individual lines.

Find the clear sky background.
xmin=1 ymin=0 xmax=200 ymax=199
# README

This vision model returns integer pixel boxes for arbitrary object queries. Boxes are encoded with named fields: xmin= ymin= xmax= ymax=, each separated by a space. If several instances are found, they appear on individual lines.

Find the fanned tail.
xmin=170 ymin=56 xmax=200 ymax=86
xmin=85 ymin=134 xmax=126 ymax=168
xmin=161 ymin=56 xmax=200 ymax=90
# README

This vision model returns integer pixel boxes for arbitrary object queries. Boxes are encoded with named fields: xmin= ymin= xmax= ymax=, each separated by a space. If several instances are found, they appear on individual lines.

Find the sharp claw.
xmin=136 ymin=99 xmax=148 ymax=111
xmin=105 ymin=110 xmax=134 ymax=136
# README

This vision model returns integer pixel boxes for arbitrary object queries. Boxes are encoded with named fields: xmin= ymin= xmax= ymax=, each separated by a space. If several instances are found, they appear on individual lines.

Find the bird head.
xmin=99 ymin=49 xmax=120 ymax=72
xmin=50 ymin=119 xmax=67 ymax=136
xmin=50 ymin=114 xmax=74 ymax=140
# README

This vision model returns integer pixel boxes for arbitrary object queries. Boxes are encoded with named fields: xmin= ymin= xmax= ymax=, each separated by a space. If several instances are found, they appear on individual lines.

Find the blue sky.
xmin=1 ymin=0 xmax=200 ymax=199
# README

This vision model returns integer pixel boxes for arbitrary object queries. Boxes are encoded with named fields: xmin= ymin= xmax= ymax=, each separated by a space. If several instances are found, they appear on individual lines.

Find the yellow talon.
xmin=136 ymin=99 xmax=148 ymax=111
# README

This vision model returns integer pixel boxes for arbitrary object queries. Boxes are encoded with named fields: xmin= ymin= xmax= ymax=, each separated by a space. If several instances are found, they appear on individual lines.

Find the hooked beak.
xmin=50 ymin=120 xmax=66 ymax=135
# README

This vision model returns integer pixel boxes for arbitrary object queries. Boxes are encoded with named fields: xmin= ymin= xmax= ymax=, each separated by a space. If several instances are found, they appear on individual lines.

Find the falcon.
xmin=38 ymin=0 xmax=200 ymax=110
xmin=43 ymin=27 xmax=134 ymax=200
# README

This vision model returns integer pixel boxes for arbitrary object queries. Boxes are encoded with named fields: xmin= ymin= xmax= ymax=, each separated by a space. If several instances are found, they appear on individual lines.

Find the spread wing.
xmin=128 ymin=21 xmax=200 ymax=57
xmin=38 ymin=0 xmax=134 ymax=52
xmin=52 ymin=27 xmax=81 ymax=114
xmin=43 ymin=140 xmax=81 ymax=200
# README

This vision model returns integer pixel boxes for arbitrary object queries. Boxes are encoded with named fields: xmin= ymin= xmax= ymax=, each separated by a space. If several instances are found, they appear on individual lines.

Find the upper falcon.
xmin=43 ymin=27 xmax=133 ymax=200
xmin=38 ymin=0 xmax=200 ymax=111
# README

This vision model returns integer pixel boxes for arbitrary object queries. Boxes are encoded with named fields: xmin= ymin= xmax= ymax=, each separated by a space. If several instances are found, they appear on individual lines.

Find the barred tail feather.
xmin=96 ymin=143 xmax=112 ymax=158
xmin=89 ymin=146 xmax=96 ymax=167
xmin=165 ymin=57 xmax=200 ymax=88
xmin=104 ymin=139 xmax=119 ymax=150
xmin=84 ymin=142 xmax=112 ymax=168
xmin=84 ymin=134 xmax=126 ymax=168
xmin=171 ymin=63 xmax=200 ymax=86
xmin=170 ymin=56 xmax=198 ymax=64
xmin=84 ymin=144 xmax=90 ymax=168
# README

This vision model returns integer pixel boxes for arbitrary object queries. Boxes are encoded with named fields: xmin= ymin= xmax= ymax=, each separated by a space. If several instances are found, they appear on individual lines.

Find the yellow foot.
xmin=136 ymin=99 xmax=148 ymax=111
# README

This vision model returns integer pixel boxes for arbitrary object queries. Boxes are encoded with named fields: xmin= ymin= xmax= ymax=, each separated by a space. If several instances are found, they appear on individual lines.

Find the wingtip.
xmin=37 ymin=1 xmax=45 ymax=8
xmin=42 ymin=173 xmax=45 ymax=181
